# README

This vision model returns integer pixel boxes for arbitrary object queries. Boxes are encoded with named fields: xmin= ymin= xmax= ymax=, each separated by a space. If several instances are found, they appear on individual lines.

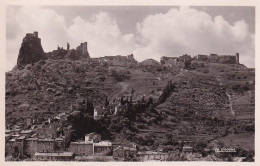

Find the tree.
xmin=146 ymin=97 xmax=153 ymax=107
xmin=156 ymin=80 xmax=175 ymax=106
xmin=105 ymin=95 xmax=109 ymax=107
xmin=141 ymin=96 xmax=145 ymax=103
xmin=120 ymin=95 xmax=124 ymax=105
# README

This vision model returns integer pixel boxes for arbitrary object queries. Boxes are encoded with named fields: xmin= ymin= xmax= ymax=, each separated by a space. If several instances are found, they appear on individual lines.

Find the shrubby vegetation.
xmin=110 ymin=69 xmax=131 ymax=82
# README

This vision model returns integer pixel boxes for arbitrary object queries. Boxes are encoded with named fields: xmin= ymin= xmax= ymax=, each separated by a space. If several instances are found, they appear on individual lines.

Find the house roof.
xmin=94 ymin=141 xmax=112 ymax=147
xmin=70 ymin=142 xmax=93 ymax=145
xmin=55 ymin=138 xmax=64 ymax=141
xmin=17 ymin=136 xmax=26 ymax=140
xmin=26 ymin=138 xmax=38 ymax=141
xmin=8 ymin=139 xmax=16 ymax=142
xmin=34 ymin=152 xmax=73 ymax=157
xmin=138 ymin=151 xmax=166 ymax=155
xmin=20 ymin=130 xmax=33 ymax=134
xmin=38 ymin=139 xmax=54 ymax=142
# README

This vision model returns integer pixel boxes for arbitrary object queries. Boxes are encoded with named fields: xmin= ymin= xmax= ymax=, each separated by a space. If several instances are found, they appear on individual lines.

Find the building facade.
xmin=34 ymin=152 xmax=74 ymax=161
xmin=68 ymin=142 xmax=93 ymax=156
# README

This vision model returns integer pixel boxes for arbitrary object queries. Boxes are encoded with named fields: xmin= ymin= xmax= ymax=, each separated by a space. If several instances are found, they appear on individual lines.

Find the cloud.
xmin=134 ymin=7 xmax=254 ymax=68
xmin=6 ymin=6 xmax=254 ymax=71
xmin=67 ymin=12 xmax=136 ymax=58
xmin=6 ymin=6 xmax=69 ymax=71
xmin=6 ymin=6 xmax=136 ymax=71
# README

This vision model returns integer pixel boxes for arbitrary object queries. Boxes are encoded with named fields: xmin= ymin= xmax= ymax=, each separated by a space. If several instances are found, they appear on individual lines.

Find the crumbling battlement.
xmin=161 ymin=53 xmax=239 ymax=68
xmin=26 ymin=31 xmax=38 ymax=38
xmin=160 ymin=54 xmax=193 ymax=67
xmin=94 ymin=54 xmax=138 ymax=67
xmin=76 ymin=42 xmax=90 ymax=58
xmin=198 ymin=53 xmax=239 ymax=64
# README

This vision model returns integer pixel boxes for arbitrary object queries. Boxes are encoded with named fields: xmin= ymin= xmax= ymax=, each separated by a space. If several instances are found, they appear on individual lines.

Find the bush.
xmin=110 ymin=69 xmax=130 ymax=82
xmin=137 ymin=124 xmax=147 ymax=129
xmin=163 ymin=145 xmax=174 ymax=152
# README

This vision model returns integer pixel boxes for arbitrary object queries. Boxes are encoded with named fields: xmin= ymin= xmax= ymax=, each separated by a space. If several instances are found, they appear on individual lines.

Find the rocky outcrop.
xmin=17 ymin=32 xmax=46 ymax=67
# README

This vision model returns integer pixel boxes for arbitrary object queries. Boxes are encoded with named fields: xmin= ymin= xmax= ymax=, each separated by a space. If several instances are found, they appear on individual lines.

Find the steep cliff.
xmin=17 ymin=32 xmax=46 ymax=67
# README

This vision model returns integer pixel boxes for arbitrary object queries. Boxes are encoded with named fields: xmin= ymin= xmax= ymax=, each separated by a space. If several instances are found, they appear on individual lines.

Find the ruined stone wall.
xmin=198 ymin=55 xmax=208 ymax=62
xmin=160 ymin=57 xmax=178 ymax=67
xmin=197 ymin=54 xmax=239 ymax=64
xmin=218 ymin=55 xmax=236 ymax=64
xmin=76 ymin=42 xmax=90 ymax=58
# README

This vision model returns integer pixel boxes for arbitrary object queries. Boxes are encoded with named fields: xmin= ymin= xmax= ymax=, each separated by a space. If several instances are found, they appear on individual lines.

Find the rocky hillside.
xmin=5 ymin=32 xmax=255 ymax=154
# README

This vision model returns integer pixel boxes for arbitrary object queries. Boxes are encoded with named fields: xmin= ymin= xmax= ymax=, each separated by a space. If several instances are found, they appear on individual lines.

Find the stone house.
xmin=24 ymin=138 xmax=38 ymax=157
xmin=5 ymin=134 xmax=11 ymax=143
xmin=55 ymin=137 xmax=65 ymax=151
xmin=138 ymin=151 xmax=167 ymax=161
xmin=15 ymin=136 xmax=26 ymax=157
xmin=10 ymin=129 xmax=22 ymax=135
xmin=26 ymin=118 xmax=33 ymax=126
xmin=114 ymin=104 xmax=128 ymax=115
xmin=94 ymin=106 xmax=107 ymax=120
xmin=5 ymin=136 xmax=26 ymax=158
xmin=19 ymin=130 xmax=33 ymax=137
xmin=5 ymin=129 xmax=10 ymax=134
xmin=6 ymin=138 xmax=16 ymax=157
xmin=68 ymin=142 xmax=93 ymax=156
xmin=37 ymin=139 xmax=55 ymax=153
xmin=93 ymin=141 xmax=112 ymax=156
xmin=113 ymin=146 xmax=137 ymax=159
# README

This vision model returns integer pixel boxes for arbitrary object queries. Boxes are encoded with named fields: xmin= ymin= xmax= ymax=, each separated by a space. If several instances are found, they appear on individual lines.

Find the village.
xmin=5 ymin=97 xmax=194 ymax=161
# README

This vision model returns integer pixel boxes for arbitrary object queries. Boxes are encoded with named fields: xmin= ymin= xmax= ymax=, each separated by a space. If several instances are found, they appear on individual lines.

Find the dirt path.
xmin=216 ymin=75 xmax=234 ymax=115
xmin=226 ymin=92 xmax=235 ymax=115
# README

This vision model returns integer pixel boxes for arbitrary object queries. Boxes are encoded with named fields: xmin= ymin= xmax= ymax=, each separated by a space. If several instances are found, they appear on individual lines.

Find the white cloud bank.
xmin=6 ymin=6 xmax=254 ymax=71
xmin=134 ymin=7 xmax=254 ymax=67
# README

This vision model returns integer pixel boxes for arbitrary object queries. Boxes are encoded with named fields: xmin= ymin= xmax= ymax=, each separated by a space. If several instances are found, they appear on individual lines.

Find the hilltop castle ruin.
xmin=17 ymin=31 xmax=46 ymax=67
xmin=197 ymin=53 xmax=239 ymax=64
xmin=161 ymin=53 xmax=239 ymax=68
xmin=16 ymin=31 xmax=241 ymax=70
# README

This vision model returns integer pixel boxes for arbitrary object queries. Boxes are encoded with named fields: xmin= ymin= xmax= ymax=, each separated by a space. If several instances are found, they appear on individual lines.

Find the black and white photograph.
xmin=3 ymin=1 xmax=257 ymax=163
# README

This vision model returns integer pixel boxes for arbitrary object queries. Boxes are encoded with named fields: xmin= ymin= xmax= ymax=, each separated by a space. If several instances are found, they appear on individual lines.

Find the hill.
xmin=5 ymin=32 xmax=255 ymax=157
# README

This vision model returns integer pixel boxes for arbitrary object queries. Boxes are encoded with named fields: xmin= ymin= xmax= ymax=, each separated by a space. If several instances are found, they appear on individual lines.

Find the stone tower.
xmin=76 ymin=42 xmax=90 ymax=58
xmin=67 ymin=42 xmax=70 ymax=50
xmin=82 ymin=42 xmax=88 ymax=54
xmin=236 ymin=53 xmax=239 ymax=64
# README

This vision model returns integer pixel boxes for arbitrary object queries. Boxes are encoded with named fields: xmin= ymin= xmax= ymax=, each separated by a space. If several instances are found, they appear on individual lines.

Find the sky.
xmin=6 ymin=6 xmax=255 ymax=71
